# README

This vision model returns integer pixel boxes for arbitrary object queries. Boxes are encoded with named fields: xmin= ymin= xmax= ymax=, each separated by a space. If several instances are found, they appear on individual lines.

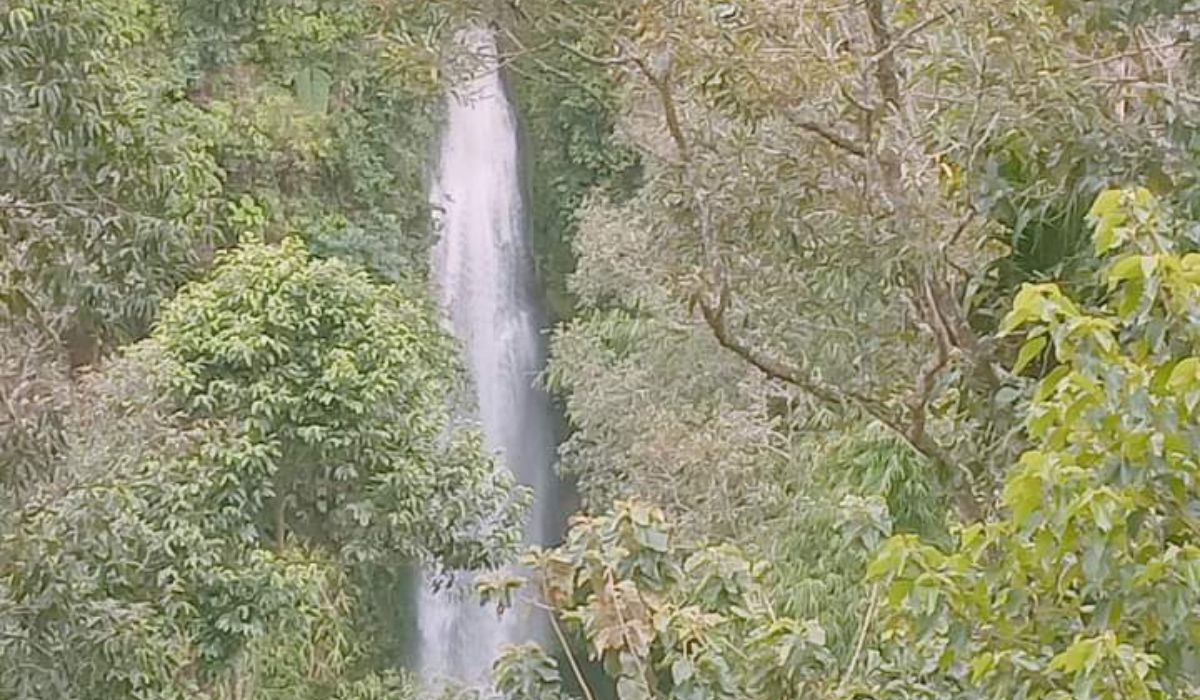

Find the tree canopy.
xmin=0 ymin=237 xmax=526 ymax=698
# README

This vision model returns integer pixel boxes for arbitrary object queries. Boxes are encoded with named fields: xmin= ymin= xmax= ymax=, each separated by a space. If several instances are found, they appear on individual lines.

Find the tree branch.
xmin=558 ymin=38 xmax=690 ymax=161
xmin=864 ymin=0 xmax=902 ymax=107
xmin=697 ymin=297 xmax=845 ymax=409
xmin=697 ymin=274 xmax=983 ymax=522
xmin=906 ymin=277 xmax=954 ymax=450
xmin=696 ymin=294 xmax=943 ymax=467
xmin=650 ymin=74 xmax=690 ymax=162
xmin=495 ymin=26 xmax=611 ymax=106
xmin=867 ymin=8 xmax=958 ymax=67
xmin=840 ymin=583 xmax=880 ymax=690
xmin=788 ymin=116 xmax=867 ymax=157
xmin=549 ymin=612 xmax=596 ymax=700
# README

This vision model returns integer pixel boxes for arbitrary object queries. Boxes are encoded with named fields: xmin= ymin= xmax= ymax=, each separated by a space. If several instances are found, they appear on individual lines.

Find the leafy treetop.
xmin=153 ymin=236 xmax=529 ymax=572
xmin=873 ymin=188 xmax=1200 ymax=699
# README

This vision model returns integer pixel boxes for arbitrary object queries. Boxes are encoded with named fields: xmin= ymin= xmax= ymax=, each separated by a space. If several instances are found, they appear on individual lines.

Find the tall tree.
xmin=152 ymin=236 xmax=527 ymax=570
xmin=518 ymin=0 xmax=1200 ymax=523
xmin=0 ymin=238 xmax=527 ymax=698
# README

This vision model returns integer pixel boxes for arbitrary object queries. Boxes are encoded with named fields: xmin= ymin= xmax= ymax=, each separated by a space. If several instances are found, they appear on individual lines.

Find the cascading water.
xmin=421 ymin=28 xmax=560 ymax=682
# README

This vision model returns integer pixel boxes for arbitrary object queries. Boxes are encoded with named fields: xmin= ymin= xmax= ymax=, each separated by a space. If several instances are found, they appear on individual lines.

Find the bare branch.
xmin=495 ymin=25 xmax=612 ymax=105
xmin=558 ymin=37 xmax=691 ymax=162
xmin=651 ymin=75 xmax=691 ymax=162
xmin=697 ymin=297 xmax=842 ymax=408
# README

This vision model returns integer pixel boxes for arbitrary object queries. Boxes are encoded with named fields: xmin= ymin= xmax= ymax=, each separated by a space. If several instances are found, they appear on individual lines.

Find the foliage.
xmin=152 ymin=236 xmax=528 ymax=572
xmin=0 ymin=0 xmax=461 ymax=491
xmin=501 ymin=5 xmax=642 ymax=320
xmin=0 ymin=329 xmax=73 ymax=494
xmin=170 ymin=0 xmax=455 ymax=278
xmin=544 ymin=305 xmax=951 ymax=664
xmin=0 ymin=0 xmax=227 ymax=351
xmin=0 ymin=237 xmax=530 ymax=698
xmin=12 ymin=1 xmax=1200 ymax=697
xmin=334 ymin=670 xmax=420 ymax=700
xmin=488 ymin=501 xmax=838 ymax=700
xmin=492 ymin=644 xmax=573 ymax=700
xmin=768 ymin=435 xmax=951 ymax=660
xmin=516 ymin=5 xmax=1200 ymax=693
xmin=0 ymin=353 xmax=353 ymax=699
xmin=544 ymin=306 xmax=793 ymax=535
xmin=529 ymin=0 xmax=1200 ymax=527
xmin=873 ymin=189 xmax=1200 ymax=698
xmin=486 ymin=186 xmax=1200 ymax=700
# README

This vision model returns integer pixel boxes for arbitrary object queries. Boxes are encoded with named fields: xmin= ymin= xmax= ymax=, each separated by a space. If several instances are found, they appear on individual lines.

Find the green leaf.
xmin=1050 ymin=637 xmax=1100 ymax=675
xmin=1089 ymin=188 xmax=1124 ymax=220
xmin=970 ymin=652 xmax=995 ymax=682
xmin=1035 ymin=365 xmax=1072 ymax=402
xmin=1001 ymin=284 xmax=1044 ymax=334
xmin=1106 ymin=255 xmax=1144 ymax=288
xmin=1168 ymin=358 xmax=1200 ymax=391
xmin=1091 ymin=189 xmax=1128 ymax=255
xmin=1014 ymin=335 xmax=1047 ymax=374
xmin=1003 ymin=464 xmax=1043 ymax=527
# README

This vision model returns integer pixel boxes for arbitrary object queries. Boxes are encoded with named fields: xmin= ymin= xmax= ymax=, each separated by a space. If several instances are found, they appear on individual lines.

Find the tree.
xmin=497 ymin=1 xmax=643 ymax=321
xmin=873 ymin=188 xmax=1200 ymax=698
xmin=499 ymin=5 xmax=1200 ymax=693
xmin=0 ymin=0 xmax=227 ymax=352
xmin=0 ymin=0 xmax=230 ymax=490
xmin=0 ymin=237 xmax=529 ymax=698
xmin=518 ymin=0 xmax=1200 ymax=525
xmin=482 ymin=189 xmax=1200 ymax=700
xmin=0 ymin=350 xmax=352 ymax=699
xmin=165 ymin=0 xmax=457 ymax=279
xmin=0 ymin=0 xmax=462 ymax=494
xmin=152 ymin=236 xmax=528 ymax=571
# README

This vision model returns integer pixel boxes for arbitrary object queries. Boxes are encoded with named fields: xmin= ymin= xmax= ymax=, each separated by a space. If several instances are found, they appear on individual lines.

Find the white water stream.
xmin=421 ymin=28 xmax=560 ymax=682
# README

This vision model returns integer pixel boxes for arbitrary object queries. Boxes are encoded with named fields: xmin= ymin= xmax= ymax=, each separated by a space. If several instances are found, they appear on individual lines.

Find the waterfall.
xmin=421 ymin=28 xmax=560 ymax=683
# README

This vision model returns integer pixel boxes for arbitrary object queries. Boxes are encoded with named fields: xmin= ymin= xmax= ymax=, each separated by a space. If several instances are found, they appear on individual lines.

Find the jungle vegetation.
xmin=3 ymin=0 xmax=1200 ymax=698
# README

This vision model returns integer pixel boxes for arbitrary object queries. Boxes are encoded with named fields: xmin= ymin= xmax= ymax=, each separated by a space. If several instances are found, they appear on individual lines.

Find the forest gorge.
xmin=3 ymin=0 xmax=1200 ymax=698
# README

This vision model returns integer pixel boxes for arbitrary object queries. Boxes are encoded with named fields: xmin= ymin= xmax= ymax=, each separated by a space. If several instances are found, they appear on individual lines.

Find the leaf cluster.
xmin=488 ymin=501 xmax=837 ymax=700
xmin=872 ymin=189 xmax=1200 ymax=698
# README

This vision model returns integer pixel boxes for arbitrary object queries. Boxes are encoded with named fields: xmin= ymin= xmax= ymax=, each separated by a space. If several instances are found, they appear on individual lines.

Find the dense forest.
xmin=4 ymin=0 xmax=1200 ymax=698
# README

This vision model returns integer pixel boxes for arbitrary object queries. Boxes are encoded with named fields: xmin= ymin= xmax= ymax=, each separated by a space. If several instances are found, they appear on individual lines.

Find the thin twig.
xmin=547 ymin=608 xmax=597 ymax=700
xmin=839 ymin=583 xmax=880 ymax=690
xmin=1070 ymin=40 xmax=1190 ymax=70
xmin=867 ymin=9 xmax=958 ymax=66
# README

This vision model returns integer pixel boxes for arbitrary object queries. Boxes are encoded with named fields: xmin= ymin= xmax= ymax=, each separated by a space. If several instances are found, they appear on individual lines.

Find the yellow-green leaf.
xmin=1014 ymin=335 xmax=1047 ymax=374
xmin=1169 ymin=357 xmax=1200 ymax=391
xmin=1106 ymin=255 xmax=1144 ymax=288
xmin=1089 ymin=189 xmax=1124 ymax=220
xmin=1050 ymin=637 xmax=1100 ymax=674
